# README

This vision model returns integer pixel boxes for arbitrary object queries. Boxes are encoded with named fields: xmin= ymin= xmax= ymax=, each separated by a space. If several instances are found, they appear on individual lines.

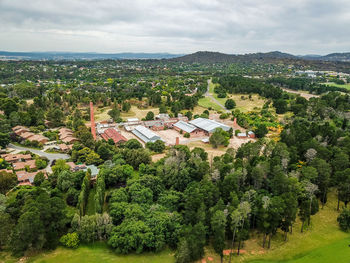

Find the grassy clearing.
xmin=225 ymin=191 xmax=348 ymax=263
xmin=322 ymin=82 xmax=350 ymax=90
xmin=198 ymin=97 xmax=223 ymax=112
xmin=25 ymin=243 xmax=174 ymax=263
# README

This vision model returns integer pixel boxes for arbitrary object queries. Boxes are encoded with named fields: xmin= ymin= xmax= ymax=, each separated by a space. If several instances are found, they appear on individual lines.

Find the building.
xmin=1 ymin=154 xmax=32 ymax=163
xmin=13 ymin=159 xmax=36 ymax=171
xmin=59 ymin=127 xmax=78 ymax=144
xmin=84 ymin=165 xmax=99 ymax=179
xmin=132 ymin=125 xmax=162 ymax=143
xmin=101 ymin=128 xmax=127 ymax=144
xmin=16 ymin=170 xmax=46 ymax=185
xmin=189 ymin=118 xmax=231 ymax=135
xmin=248 ymin=131 xmax=255 ymax=138
xmin=66 ymin=162 xmax=87 ymax=172
xmin=27 ymin=134 xmax=49 ymax=144
xmin=144 ymin=120 xmax=164 ymax=131
xmin=173 ymin=121 xmax=206 ymax=137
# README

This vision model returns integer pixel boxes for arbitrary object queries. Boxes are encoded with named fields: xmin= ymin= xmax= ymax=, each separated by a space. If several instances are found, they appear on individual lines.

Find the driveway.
xmin=206 ymin=79 xmax=230 ymax=113
xmin=8 ymin=143 xmax=70 ymax=173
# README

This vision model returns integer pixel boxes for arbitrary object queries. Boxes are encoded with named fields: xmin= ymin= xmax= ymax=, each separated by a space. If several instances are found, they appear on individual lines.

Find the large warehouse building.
xmin=189 ymin=118 xmax=231 ymax=134
xmin=132 ymin=125 xmax=162 ymax=143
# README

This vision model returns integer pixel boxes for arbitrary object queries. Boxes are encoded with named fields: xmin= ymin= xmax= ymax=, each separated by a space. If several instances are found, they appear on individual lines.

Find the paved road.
xmin=206 ymin=79 xmax=230 ymax=113
xmin=8 ymin=143 xmax=70 ymax=173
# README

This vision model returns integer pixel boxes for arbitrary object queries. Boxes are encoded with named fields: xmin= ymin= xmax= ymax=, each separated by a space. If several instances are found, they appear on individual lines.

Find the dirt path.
xmin=281 ymin=88 xmax=320 ymax=100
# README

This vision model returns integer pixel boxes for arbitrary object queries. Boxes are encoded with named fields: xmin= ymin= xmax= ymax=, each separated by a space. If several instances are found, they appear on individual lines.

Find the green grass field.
xmin=322 ymin=82 xmax=350 ymax=90
xmin=25 ymin=243 xmax=174 ymax=263
xmin=237 ymin=191 xmax=349 ymax=263
xmin=198 ymin=97 xmax=224 ymax=112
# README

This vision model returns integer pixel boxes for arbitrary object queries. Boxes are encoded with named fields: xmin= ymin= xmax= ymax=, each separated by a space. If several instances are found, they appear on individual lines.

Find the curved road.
xmin=206 ymin=79 xmax=230 ymax=113
xmin=8 ymin=143 xmax=70 ymax=173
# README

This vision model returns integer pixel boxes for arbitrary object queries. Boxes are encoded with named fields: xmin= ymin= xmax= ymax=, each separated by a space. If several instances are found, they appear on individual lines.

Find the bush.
xmin=184 ymin=133 xmax=190 ymax=138
xmin=146 ymin=140 xmax=165 ymax=153
xmin=60 ymin=232 xmax=80 ymax=249
xmin=225 ymin=99 xmax=236 ymax=109
xmin=337 ymin=209 xmax=350 ymax=232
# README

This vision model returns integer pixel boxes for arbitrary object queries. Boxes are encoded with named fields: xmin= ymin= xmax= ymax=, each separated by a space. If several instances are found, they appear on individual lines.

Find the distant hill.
xmin=172 ymin=51 xmax=350 ymax=63
xmin=0 ymin=51 xmax=183 ymax=61
xmin=171 ymin=51 xmax=298 ymax=63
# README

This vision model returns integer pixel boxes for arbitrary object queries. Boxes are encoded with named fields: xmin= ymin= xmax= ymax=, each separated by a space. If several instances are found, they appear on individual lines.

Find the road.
xmin=206 ymin=79 xmax=230 ymax=113
xmin=8 ymin=143 xmax=70 ymax=173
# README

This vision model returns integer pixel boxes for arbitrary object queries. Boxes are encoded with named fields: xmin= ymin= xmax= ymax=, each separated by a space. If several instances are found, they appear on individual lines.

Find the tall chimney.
xmin=90 ymin=101 xmax=96 ymax=140
xmin=175 ymin=137 xmax=179 ymax=145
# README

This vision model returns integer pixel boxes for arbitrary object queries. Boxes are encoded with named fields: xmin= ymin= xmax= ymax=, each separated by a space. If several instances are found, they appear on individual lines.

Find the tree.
xmin=0 ymin=132 xmax=10 ymax=149
xmin=34 ymin=171 xmax=45 ymax=186
xmin=211 ymin=210 xmax=227 ymax=263
xmin=225 ymin=99 xmax=236 ymax=109
xmin=0 ymin=210 xmax=14 ymax=249
xmin=47 ymin=108 xmax=65 ymax=127
xmin=146 ymin=140 xmax=165 ymax=153
xmin=337 ymin=209 xmax=350 ymax=232
xmin=0 ymin=171 xmax=17 ymax=194
xmin=108 ymin=107 xmax=121 ymax=122
xmin=52 ymin=159 xmax=70 ymax=175
xmin=254 ymin=124 xmax=268 ymax=138
xmin=145 ymin=111 xmax=155 ymax=120
xmin=2 ymin=98 xmax=18 ymax=117
xmin=209 ymin=128 xmax=230 ymax=148
xmin=273 ymin=99 xmax=287 ymax=114
xmin=124 ymin=139 xmax=142 ymax=149
xmin=122 ymin=102 xmax=131 ymax=112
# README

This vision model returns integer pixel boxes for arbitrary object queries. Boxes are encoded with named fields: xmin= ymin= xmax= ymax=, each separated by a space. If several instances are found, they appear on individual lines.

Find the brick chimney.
xmin=175 ymin=137 xmax=179 ymax=145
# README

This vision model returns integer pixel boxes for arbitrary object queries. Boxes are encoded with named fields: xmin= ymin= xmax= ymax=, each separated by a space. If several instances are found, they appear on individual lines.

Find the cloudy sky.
xmin=0 ymin=0 xmax=349 ymax=55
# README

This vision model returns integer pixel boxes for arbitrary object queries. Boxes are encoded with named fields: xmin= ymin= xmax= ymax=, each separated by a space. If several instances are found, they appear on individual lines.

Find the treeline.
xmin=267 ymin=77 xmax=349 ymax=94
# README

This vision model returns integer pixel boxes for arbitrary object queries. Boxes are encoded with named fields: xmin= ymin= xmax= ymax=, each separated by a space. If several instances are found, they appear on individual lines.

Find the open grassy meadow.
xmin=322 ymin=82 xmax=350 ymax=90
xmin=24 ymin=243 xmax=174 ymax=263
xmin=227 ymin=191 xmax=349 ymax=263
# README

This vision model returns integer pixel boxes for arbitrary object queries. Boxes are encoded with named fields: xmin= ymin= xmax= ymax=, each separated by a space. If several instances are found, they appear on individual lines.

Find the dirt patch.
xmin=281 ymin=88 xmax=319 ymax=100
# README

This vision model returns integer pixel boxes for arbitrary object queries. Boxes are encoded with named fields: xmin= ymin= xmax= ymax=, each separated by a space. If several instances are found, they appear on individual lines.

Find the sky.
xmin=0 ymin=0 xmax=349 ymax=55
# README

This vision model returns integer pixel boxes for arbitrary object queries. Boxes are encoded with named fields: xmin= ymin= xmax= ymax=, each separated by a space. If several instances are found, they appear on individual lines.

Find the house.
xmin=13 ymin=160 xmax=36 ymax=171
xmin=16 ymin=170 xmax=46 ymax=185
xmin=66 ymin=162 xmax=87 ymax=172
xmin=189 ymin=118 xmax=231 ymax=135
xmin=61 ymin=136 xmax=79 ymax=144
xmin=84 ymin=165 xmax=99 ymax=179
xmin=58 ymin=144 xmax=72 ymax=152
xmin=132 ymin=125 xmax=162 ymax=143
xmin=21 ymin=132 xmax=35 ymax=140
xmin=27 ymin=134 xmax=49 ymax=144
xmin=173 ymin=121 xmax=206 ymax=137
xmin=12 ymin=126 xmax=30 ymax=135
xmin=1 ymin=154 xmax=32 ymax=163
xmin=101 ymin=128 xmax=127 ymax=144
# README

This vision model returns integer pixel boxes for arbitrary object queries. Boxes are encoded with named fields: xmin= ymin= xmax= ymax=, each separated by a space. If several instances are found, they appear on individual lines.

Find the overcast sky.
xmin=0 ymin=0 xmax=349 ymax=55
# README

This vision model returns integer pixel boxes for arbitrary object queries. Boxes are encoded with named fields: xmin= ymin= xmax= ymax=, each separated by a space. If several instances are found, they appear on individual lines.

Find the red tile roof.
xmin=102 ymin=128 xmax=127 ymax=144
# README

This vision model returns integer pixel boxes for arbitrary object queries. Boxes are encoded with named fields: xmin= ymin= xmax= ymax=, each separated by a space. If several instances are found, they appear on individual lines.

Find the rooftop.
xmin=132 ymin=125 xmax=161 ymax=143
xmin=189 ymin=118 xmax=231 ymax=133
xmin=174 ymin=121 xmax=197 ymax=133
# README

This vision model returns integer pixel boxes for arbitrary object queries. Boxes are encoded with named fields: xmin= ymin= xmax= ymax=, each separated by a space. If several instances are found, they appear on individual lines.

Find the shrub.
xmin=184 ymin=133 xmax=190 ymax=138
xmin=60 ymin=232 xmax=80 ymax=249
xmin=337 ymin=209 xmax=350 ymax=232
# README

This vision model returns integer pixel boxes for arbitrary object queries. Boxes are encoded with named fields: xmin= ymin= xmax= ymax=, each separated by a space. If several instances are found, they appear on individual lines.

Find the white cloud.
xmin=0 ymin=0 xmax=349 ymax=54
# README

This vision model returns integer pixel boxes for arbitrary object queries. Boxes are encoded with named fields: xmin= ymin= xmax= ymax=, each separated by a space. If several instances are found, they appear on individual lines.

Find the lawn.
xmin=25 ymin=243 xmax=174 ymax=263
xmin=198 ymin=97 xmax=224 ymax=112
xmin=235 ymin=191 xmax=349 ymax=263
xmin=322 ymin=82 xmax=350 ymax=90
